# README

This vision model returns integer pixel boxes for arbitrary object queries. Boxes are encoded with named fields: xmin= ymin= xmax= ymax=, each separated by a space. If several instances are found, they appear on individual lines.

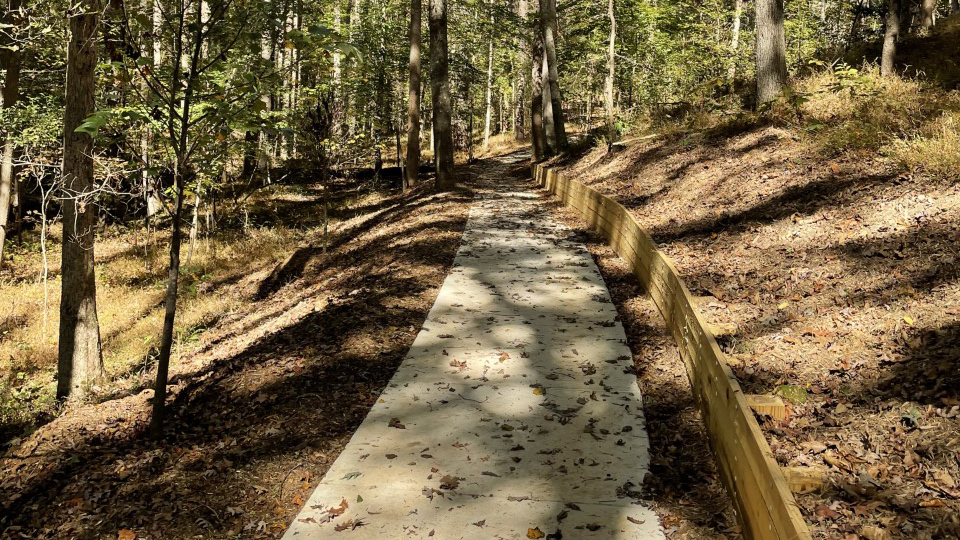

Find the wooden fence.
xmin=533 ymin=163 xmax=812 ymax=540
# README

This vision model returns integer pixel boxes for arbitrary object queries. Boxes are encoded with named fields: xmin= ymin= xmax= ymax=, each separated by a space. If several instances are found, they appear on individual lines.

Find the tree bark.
xmin=482 ymin=38 xmax=494 ymax=151
xmin=920 ymin=0 xmax=937 ymax=34
xmin=58 ymin=0 xmax=104 ymax=400
xmin=428 ymin=0 xmax=454 ymax=188
xmin=882 ymin=0 xmax=902 ymax=76
xmin=728 ymin=0 xmax=743 ymax=81
xmin=952 ymin=0 xmax=959 ymax=15
xmin=755 ymin=0 xmax=788 ymax=104
xmin=605 ymin=0 xmax=616 ymax=146
xmin=530 ymin=36 xmax=548 ymax=160
xmin=541 ymin=48 xmax=556 ymax=152
xmin=513 ymin=0 xmax=528 ymax=141
xmin=405 ymin=0 xmax=421 ymax=189
xmin=539 ymin=0 xmax=568 ymax=150
xmin=0 ymin=0 xmax=22 ymax=268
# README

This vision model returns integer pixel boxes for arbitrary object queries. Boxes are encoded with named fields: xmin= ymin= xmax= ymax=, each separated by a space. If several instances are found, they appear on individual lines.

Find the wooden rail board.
xmin=534 ymin=163 xmax=812 ymax=540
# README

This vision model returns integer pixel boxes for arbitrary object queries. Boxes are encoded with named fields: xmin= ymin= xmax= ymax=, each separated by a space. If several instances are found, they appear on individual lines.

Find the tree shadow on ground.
xmin=0 ymin=167 xmax=475 ymax=540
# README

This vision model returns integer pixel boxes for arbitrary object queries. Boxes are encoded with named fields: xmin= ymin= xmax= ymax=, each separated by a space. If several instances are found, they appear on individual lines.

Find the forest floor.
xmin=547 ymin=118 xmax=960 ymax=540
xmin=0 ymin=168 xmax=473 ymax=539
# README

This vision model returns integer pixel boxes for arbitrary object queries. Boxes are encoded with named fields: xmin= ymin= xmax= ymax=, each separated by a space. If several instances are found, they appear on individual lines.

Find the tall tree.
xmin=0 ymin=0 xmax=22 ymax=267
xmin=728 ymin=0 xmax=744 ymax=81
xmin=541 ymin=49 xmax=556 ymax=151
xmin=755 ymin=0 xmax=788 ymax=104
xmin=405 ymin=0 xmax=422 ymax=189
xmin=605 ymin=0 xmax=616 ymax=147
xmin=881 ymin=0 xmax=902 ymax=76
xmin=429 ymin=0 xmax=454 ymax=188
xmin=58 ymin=0 xmax=104 ymax=399
xmin=919 ymin=0 xmax=937 ymax=34
xmin=513 ymin=0 xmax=528 ymax=142
xmin=482 ymin=36 xmax=494 ymax=151
xmin=530 ymin=35 xmax=547 ymax=160
xmin=539 ymin=0 xmax=567 ymax=150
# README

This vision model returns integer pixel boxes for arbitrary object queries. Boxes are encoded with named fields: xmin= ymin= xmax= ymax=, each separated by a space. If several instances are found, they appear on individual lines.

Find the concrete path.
xmin=283 ymin=156 xmax=664 ymax=539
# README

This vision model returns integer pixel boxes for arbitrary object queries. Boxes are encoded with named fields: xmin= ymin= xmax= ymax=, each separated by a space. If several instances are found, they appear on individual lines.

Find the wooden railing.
xmin=533 ymin=163 xmax=812 ymax=540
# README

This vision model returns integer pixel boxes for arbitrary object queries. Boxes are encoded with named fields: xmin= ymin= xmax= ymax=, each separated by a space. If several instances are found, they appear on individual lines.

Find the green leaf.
xmin=74 ymin=111 xmax=113 ymax=135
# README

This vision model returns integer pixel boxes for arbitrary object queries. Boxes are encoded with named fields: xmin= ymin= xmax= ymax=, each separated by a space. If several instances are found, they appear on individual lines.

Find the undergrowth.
xmin=0 ymin=184 xmax=329 ymax=442
xmin=629 ymin=63 xmax=960 ymax=182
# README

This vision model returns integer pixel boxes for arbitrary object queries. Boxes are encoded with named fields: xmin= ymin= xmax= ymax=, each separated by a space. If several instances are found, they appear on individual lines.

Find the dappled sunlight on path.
xmin=282 ymin=155 xmax=664 ymax=539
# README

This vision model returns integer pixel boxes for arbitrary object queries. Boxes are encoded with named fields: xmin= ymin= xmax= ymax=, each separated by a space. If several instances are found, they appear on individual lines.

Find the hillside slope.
xmin=551 ymin=118 xmax=960 ymax=539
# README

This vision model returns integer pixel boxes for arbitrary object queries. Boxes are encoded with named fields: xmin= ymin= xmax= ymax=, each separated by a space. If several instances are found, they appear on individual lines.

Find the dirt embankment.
xmin=0 ymin=171 xmax=473 ymax=540
xmin=551 ymin=126 xmax=960 ymax=540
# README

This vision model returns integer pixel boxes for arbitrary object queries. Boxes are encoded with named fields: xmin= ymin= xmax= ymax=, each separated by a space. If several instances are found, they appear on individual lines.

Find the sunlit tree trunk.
xmin=428 ymin=0 xmax=454 ymax=188
xmin=482 ymin=38 xmax=494 ymax=151
xmin=541 ymin=48 xmax=556 ymax=152
xmin=920 ymin=0 xmax=937 ymax=34
xmin=539 ymin=0 xmax=568 ymax=150
xmin=881 ymin=0 xmax=901 ymax=76
xmin=513 ymin=0 xmax=528 ymax=141
xmin=405 ymin=0 xmax=421 ymax=189
xmin=605 ymin=0 xmax=616 ymax=146
xmin=0 ymin=0 xmax=22 ymax=268
xmin=530 ymin=36 xmax=547 ymax=160
xmin=755 ymin=0 xmax=788 ymax=104
xmin=728 ymin=0 xmax=743 ymax=81
xmin=58 ymin=0 xmax=104 ymax=400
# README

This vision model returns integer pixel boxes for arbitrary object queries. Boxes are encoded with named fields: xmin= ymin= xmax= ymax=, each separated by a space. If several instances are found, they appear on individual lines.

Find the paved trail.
xmin=284 ymin=156 xmax=664 ymax=539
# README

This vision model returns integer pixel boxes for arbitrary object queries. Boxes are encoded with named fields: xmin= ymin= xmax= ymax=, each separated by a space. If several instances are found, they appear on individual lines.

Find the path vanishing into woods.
xmin=283 ymin=154 xmax=665 ymax=539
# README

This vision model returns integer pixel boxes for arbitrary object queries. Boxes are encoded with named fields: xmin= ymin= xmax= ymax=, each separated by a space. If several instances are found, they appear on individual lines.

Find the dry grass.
xmin=793 ymin=67 xmax=960 ymax=179
xmin=0 ymin=184 xmax=335 ymax=438
xmin=888 ymin=110 xmax=960 ymax=178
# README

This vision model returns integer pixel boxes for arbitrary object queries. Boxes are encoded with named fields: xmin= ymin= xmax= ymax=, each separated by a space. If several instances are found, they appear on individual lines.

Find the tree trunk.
xmin=428 ymin=0 xmax=454 ymax=188
xmin=482 ymin=38 xmax=494 ymax=151
xmin=755 ymin=0 xmax=788 ymax=104
xmin=405 ymin=0 xmax=421 ymax=189
xmin=539 ymin=0 xmax=568 ymax=150
xmin=952 ymin=0 xmax=959 ymax=15
xmin=882 ymin=0 xmax=901 ymax=76
xmin=920 ymin=0 xmax=937 ymax=34
xmin=728 ymin=0 xmax=743 ymax=81
xmin=605 ymin=0 xmax=616 ymax=146
xmin=530 ymin=37 xmax=548 ymax=160
xmin=514 ymin=0 xmax=528 ymax=142
xmin=541 ymin=48 xmax=556 ymax=152
xmin=186 ymin=192 xmax=200 ymax=267
xmin=151 ymin=2 xmax=205 ymax=436
xmin=58 ymin=0 xmax=104 ymax=400
xmin=0 ymin=0 xmax=22 ymax=268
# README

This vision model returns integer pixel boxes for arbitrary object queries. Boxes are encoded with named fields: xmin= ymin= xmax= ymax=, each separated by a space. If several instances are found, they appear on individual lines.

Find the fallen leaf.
xmin=439 ymin=475 xmax=461 ymax=490
xmin=473 ymin=520 xmax=486 ymax=527
xmin=388 ymin=418 xmax=406 ymax=429
xmin=328 ymin=499 xmax=349 ymax=516
xmin=118 ymin=530 xmax=136 ymax=540
xmin=527 ymin=527 xmax=545 ymax=539
xmin=334 ymin=519 xmax=364 ymax=531
xmin=814 ymin=504 xmax=841 ymax=519
xmin=627 ymin=516 xmax=646 ymax=525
